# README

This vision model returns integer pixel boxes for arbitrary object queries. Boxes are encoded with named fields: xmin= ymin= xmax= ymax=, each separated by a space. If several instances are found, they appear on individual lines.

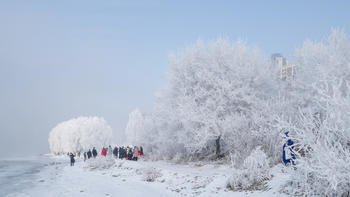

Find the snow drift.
xmin=48 ymin=116 xmax=113 ymax=154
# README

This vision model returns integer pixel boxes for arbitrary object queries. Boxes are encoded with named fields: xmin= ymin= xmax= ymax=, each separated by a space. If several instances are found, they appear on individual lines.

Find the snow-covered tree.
xmin=49 ymin=116 xmax=113 ymax=154
xmin=164 ymin=38 xmax=281 ymax=160
xmin=125 ymin=109 xmax=158 ymax=149
xmin=126 ymin=38 xmax=280 ymax=162
xmin=280 ymin=29 xmax=350 ymax=196
xmin=125 ymin=109 xmax=145 ymax=145
xmin=125 ymin=29 xmax=350 ymax=195
xmin=125 ymin=106 xmax=187 ymax=160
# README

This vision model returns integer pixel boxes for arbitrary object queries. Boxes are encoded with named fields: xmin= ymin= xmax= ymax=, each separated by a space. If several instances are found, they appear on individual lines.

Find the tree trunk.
xmin=215 ymin=135 xmax=221 ymax=157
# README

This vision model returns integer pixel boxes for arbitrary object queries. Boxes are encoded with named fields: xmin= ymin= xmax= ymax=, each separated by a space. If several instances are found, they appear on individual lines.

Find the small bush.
xmin=227 ymin=147 xmax=271 ymax=191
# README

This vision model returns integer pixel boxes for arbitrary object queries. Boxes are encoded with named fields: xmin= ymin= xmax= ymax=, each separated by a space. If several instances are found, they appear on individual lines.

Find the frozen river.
xmin=0 ymin=157 xmax=49 ymax=197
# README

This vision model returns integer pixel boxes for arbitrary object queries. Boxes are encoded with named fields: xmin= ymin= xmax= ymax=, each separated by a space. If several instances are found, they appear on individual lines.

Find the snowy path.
xmin=7 ymin=157 xmax=290 ymax=197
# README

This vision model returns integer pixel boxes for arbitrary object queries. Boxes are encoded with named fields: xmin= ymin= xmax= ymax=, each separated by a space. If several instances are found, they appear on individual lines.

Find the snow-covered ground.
xmin=2 ymin=156 xmax=291 ymax=197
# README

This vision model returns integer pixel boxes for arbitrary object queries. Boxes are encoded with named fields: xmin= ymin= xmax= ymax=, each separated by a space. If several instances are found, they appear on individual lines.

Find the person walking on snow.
xmin=113 ymin=146 xmax=118 ymax=158
xmin=69 ymin=153 xmax=75 ymax=166
xmin=121 ymin=147 xmax=126 ymax=159
xmin=139 ymin=146 xmax=144 ymax=156
xmin=119 ymin=147 xmax=124 ymax=159
xmin=92 ymin=147 xmax=98 ymax=158
xmin=127 ymin=147 xmax=133 ymax=160
xmin=123 ymin=146 xmax=127 ymax=159
xmin=87 ymin=149 xmax=92 ymax=159
xmin=133 ymin=146 xmax=139 ymax=161
xmin=108 ymin=145 xmax=113 ymax=156
xmin=84 ymin=152 xmax=87 ymax=162
xmin=101 ymin=147 xmax=107 ymax=157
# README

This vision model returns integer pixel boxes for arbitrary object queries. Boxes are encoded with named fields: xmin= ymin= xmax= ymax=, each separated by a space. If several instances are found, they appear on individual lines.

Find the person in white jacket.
xmin=108 ymin=145 xmax=113 ymax=156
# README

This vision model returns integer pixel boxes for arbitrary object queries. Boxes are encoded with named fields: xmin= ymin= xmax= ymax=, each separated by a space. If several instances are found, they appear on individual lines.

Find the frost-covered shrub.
xmin=282 ymin=104 xmax=350 ymax=196
xmin=49 ymin=116 xmax=113 ymax=154
xmin=227 ymin=147 xmax=271 ymax=191
xmin=142 ymin=167 xmax=162 ymax=182
xmin=85 ymin=157 xmax=115 ymax=170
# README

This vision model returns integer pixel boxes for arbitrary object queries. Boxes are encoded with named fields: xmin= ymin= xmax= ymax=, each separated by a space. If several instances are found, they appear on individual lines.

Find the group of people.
xmin=83 ymin=147 xmax=100 ymax=160
xmin=68 ymin=145 xmax=144 ymax=166
xmin=114 ymin=146 xmax=144 ymax=161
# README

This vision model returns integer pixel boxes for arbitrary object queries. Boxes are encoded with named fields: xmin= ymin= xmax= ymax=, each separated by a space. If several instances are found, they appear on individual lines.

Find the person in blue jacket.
xmin=282 ymin=132 xmax=296 ymax=165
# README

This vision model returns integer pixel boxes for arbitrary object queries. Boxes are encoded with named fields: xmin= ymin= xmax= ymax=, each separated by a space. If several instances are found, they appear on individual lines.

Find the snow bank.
xmin=48 ymin=116 xmax=113 ymax=154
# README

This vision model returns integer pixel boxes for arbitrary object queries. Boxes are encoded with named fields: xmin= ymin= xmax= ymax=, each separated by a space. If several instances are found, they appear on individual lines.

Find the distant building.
xmin=271 ymin=53 xmax=295 ymax=80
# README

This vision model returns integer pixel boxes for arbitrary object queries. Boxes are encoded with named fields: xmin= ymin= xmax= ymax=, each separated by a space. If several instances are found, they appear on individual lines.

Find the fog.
xmin=0 ymin=1 xmax=168 ymax=157
xmin=0 ymin=1 xmax=349 ymax=158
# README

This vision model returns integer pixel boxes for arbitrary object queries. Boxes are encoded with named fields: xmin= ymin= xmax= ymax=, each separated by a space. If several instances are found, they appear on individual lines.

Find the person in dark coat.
xmin=127 ymin=147 xmax=133 ymax=160
xmin=119 ymin=147 xmax=123 ymax=159
xmin=87 ymin=149 xmax=92 ymax=159
xmin=118 ymin=147 xmax=123 ymax=159
xmin=113 ymin=146 xmax=118 ymax=158
xmin=126 ymin=147 xmax=129 ymax=160
xmin=70 ymin=153 xmax=75 ymax=166
xmin=92 ymin=147 xmax=98 ymax=158
xmin=122 ymin=147 xmax=126 ymax=159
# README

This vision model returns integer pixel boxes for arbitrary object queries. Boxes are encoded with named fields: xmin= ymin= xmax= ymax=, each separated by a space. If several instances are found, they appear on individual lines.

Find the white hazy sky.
xmin=0 ymin=0 xmax=349 ymax=158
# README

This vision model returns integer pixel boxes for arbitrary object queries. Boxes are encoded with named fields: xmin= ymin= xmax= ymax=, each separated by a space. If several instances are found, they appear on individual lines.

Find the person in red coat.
xmin=101 ymin=147 xmax=107 ymax=156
